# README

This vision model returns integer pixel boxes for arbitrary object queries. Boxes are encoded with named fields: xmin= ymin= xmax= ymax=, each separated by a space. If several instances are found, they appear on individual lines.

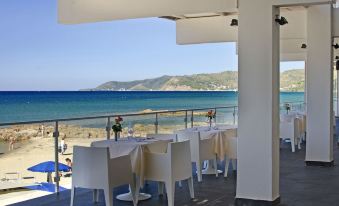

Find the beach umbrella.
xmin=27 ymin=161 xmax=71 ymax=183
xmin=25 ymin=182 xmax=67 ymax=193
xmin=27 ymin=161 xmax=70 ymax=173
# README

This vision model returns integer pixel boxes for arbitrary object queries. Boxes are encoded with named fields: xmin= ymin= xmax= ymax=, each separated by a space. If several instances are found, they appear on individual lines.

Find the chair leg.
xmin=291 ymin=139 xmax=295 ymax=152
xmin=158 ymin=182 xmax=164 ymax=196
xmin=196 ymin=161 xmax=202 ymax=182
xmin=187 ymin=177 xmax=195 ymax=199
xmin=104 ymin=187 xmax=113 ymax=206
xmin=130 ymin=182 xmax=138 ymax=206
xmin=224 ymin=157 xmax=230 ymax=178
xmin=231 ymin=159 xmax=237 ymax=171
xmin=134 ymin=175 xmax=141 ymax=203
xmin=213 ymin=157 xmax=218 ymax=178
xmin=165 ymin=181 xmax=175 ymax=206
xmin=178 ymin=180 xmax=182 ymax=188
xmin=70 ymin=186 xmax=75 ymax=206
xmin=298 ymin=138 xmax=301 ymax=150
xmin=93 ymin=189 xmax=99 ymax=203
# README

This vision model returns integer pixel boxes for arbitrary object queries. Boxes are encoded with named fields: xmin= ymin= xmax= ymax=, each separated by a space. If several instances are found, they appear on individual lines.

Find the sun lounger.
xmin=0 ymin=182 xmax=39 ymax=190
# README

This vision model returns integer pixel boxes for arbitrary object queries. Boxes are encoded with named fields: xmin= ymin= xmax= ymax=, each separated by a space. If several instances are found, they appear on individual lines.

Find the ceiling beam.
xmin=273 ymin=0 xmax=335 ymax=7
xmin=58 ymin=0 xmax=237 ymax=24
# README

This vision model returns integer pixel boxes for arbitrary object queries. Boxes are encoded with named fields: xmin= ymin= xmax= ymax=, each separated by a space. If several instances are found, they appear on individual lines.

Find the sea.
xmin=0 ymin=91 xmax=304 ymax=124
xmin=0 ymin=91 xmax=304 ymax=154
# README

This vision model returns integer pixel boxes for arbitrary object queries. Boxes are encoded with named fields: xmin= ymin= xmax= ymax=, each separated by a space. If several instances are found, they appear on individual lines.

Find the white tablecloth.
xmin=176 ymin=125 xmax=238 ymax=161
xmin=91 ymin=138 xmax=169 ymax=187
xmin=209 ymin=132 xmax=237 ymax=160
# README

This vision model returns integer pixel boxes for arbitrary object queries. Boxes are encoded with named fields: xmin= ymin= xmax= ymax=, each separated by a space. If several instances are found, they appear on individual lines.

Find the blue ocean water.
xmin=0 ymin=91 xmax=304 ymax=123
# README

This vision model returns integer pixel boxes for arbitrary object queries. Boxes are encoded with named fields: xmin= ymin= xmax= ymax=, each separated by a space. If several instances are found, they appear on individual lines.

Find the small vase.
xmin=114 ymin=132 xmax=119 ymax=141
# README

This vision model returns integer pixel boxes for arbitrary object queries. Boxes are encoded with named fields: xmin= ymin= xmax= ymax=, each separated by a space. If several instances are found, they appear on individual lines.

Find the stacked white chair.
xmin=143 ymin=141 xmax=194 ymax=206
xmin=280 ymin=118 xmax=302 ymax=152
xmin=70 ymin=146 xmax=137 ymax=206
xmin=177 ymin=131 xmax=218 ymax=182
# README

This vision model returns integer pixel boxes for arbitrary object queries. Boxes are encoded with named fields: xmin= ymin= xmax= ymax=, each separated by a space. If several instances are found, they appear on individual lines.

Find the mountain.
xmin=280 ymin=69 xmax=305 ymax=92
xmin=84 ymin=69 xmax=304 ymax=92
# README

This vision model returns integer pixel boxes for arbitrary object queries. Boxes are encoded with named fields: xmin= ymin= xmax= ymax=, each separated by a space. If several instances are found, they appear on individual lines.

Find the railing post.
xmin=214 ymin=108 xmax=217 ymax=125
xmin=53 ymin=121 xmax=60 ymax=194
xmin=106 ymin=117 xmax=111 ymax=140
xmin=233 ymin=107 xmax=236 ymax=125
xmin=185 ymin=111 xmax=188 ymax=129
xmin=191 ymin=110 xmax=194 ymax=128
xmin=155 ymin=113 xmax=159 ymax=134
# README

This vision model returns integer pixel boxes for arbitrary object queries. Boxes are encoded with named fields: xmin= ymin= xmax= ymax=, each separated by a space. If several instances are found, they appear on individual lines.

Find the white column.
xmin=236 ymin=0 xmax=280 ymax=204
xmin=305 ymin=4 xmax=333 ymax=165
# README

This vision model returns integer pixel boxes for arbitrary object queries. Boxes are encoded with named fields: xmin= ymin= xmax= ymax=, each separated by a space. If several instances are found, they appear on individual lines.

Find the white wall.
xmin=334 ymin=8 xmax=339 ymax=37
xmin=306 ymin=4 xmax=333 ymax=163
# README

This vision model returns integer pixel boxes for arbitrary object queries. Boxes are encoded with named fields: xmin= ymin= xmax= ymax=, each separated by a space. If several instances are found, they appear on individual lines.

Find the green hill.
xmin=84 ymin=69 xmax=304 ymax=92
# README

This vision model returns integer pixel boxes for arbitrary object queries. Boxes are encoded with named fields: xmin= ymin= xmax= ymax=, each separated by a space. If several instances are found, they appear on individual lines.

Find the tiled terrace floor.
xmin=8 ymin=140 xmax=339 ymax=206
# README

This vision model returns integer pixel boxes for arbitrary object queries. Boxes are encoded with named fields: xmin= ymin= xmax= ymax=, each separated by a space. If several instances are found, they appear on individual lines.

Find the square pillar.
xmin=305 ymin=4 xmax=334 ymax=166
xmin=236 ymin=0 xmax=280 ymax=205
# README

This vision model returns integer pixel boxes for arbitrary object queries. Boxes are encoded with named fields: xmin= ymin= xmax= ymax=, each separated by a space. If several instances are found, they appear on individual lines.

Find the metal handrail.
xmin=0 ymin=101 xmax=306 ymax=127
xmin=0 ymin=106 xmax=237 ymax=126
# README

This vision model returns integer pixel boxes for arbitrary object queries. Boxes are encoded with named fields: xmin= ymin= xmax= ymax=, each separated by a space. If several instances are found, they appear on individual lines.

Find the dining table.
xmin=176 ymin=125 xmax=238 ymax=175
xmin=91 ymin=137 xmax=170 ymax=202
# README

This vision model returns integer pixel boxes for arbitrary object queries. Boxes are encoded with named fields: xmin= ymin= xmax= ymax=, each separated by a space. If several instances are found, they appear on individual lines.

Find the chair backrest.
xmin=72 ymin=146 xmax=109 ymax=189
xmin=146 ymin=133 xmax=177 ymax=142
xmin=185 ymin=131 xmax=215 ymax=162
xmin=146 ymin=140 xmax=171 ymax=153
xmin=198 ymin=134 xmax=215 ymax=160
xmin=184 ymin=132 xmax=200 ymax=162
xmin=107 ymin=154 xmax=134 ymax=187
xmin=280 ymin=121 xmax=294 ymax=139
xmin=281 ymin=114 xmax=295 ymax=122
xmin=176 ymin=130 xmax=191 ymax=142
xmin=168 ymin=140 xmax=192 ymax=181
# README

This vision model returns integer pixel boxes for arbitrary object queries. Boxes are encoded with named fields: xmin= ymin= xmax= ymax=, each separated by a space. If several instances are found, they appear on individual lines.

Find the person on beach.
xmin=64 ymin=158 xmax=72 ymax=177
xmin=8 ymin=137 xmax=15 ymax=151
xmin=40 ymin=125 xmax=45 ymax=138
xmin=65 ymin=158 xmax=72 ymax=170
xmin=59 ymin=136 xmax=67 ymax=155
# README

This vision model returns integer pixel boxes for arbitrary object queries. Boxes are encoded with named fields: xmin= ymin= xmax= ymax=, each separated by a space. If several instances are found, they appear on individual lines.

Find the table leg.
xmin=116 ymin=185 xmax=151 ymax=201
xmin=201 ymin=160 xmax=222 ymax=175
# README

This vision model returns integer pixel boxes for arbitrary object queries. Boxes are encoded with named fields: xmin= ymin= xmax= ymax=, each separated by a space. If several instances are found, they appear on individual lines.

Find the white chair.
xmin=71 ymin=146 xmax=137 ymax=206
xmin=297 ymin=114 xmax=306 ymax=142
xmin=224 ymin=137 xmax=237 ymax=178
xmin=177 ymin=131 xmax=218 ymax=182
xmin=146 ymin=133 xmax=178 ymax=142
xmin=143 ymin=141 xmax=194 ymax=206
xmin=280 ymin=119 xmax=302 ymax=152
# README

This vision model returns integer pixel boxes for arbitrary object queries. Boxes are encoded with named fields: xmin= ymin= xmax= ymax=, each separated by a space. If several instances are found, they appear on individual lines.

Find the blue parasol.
xmin=25 ymin=182 xmax=67 ymax=193
xmin=27 ymin=161 xmax=70 ymax=173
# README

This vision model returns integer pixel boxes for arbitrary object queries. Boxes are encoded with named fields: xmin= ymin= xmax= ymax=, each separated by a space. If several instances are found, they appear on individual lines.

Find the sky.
xmin=0 ymin=0 xmax=304 ymax=91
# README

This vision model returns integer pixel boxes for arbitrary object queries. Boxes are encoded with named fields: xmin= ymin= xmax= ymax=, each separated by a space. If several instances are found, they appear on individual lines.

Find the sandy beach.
xmin=0 ymin=135 xmax=101 ymax=206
